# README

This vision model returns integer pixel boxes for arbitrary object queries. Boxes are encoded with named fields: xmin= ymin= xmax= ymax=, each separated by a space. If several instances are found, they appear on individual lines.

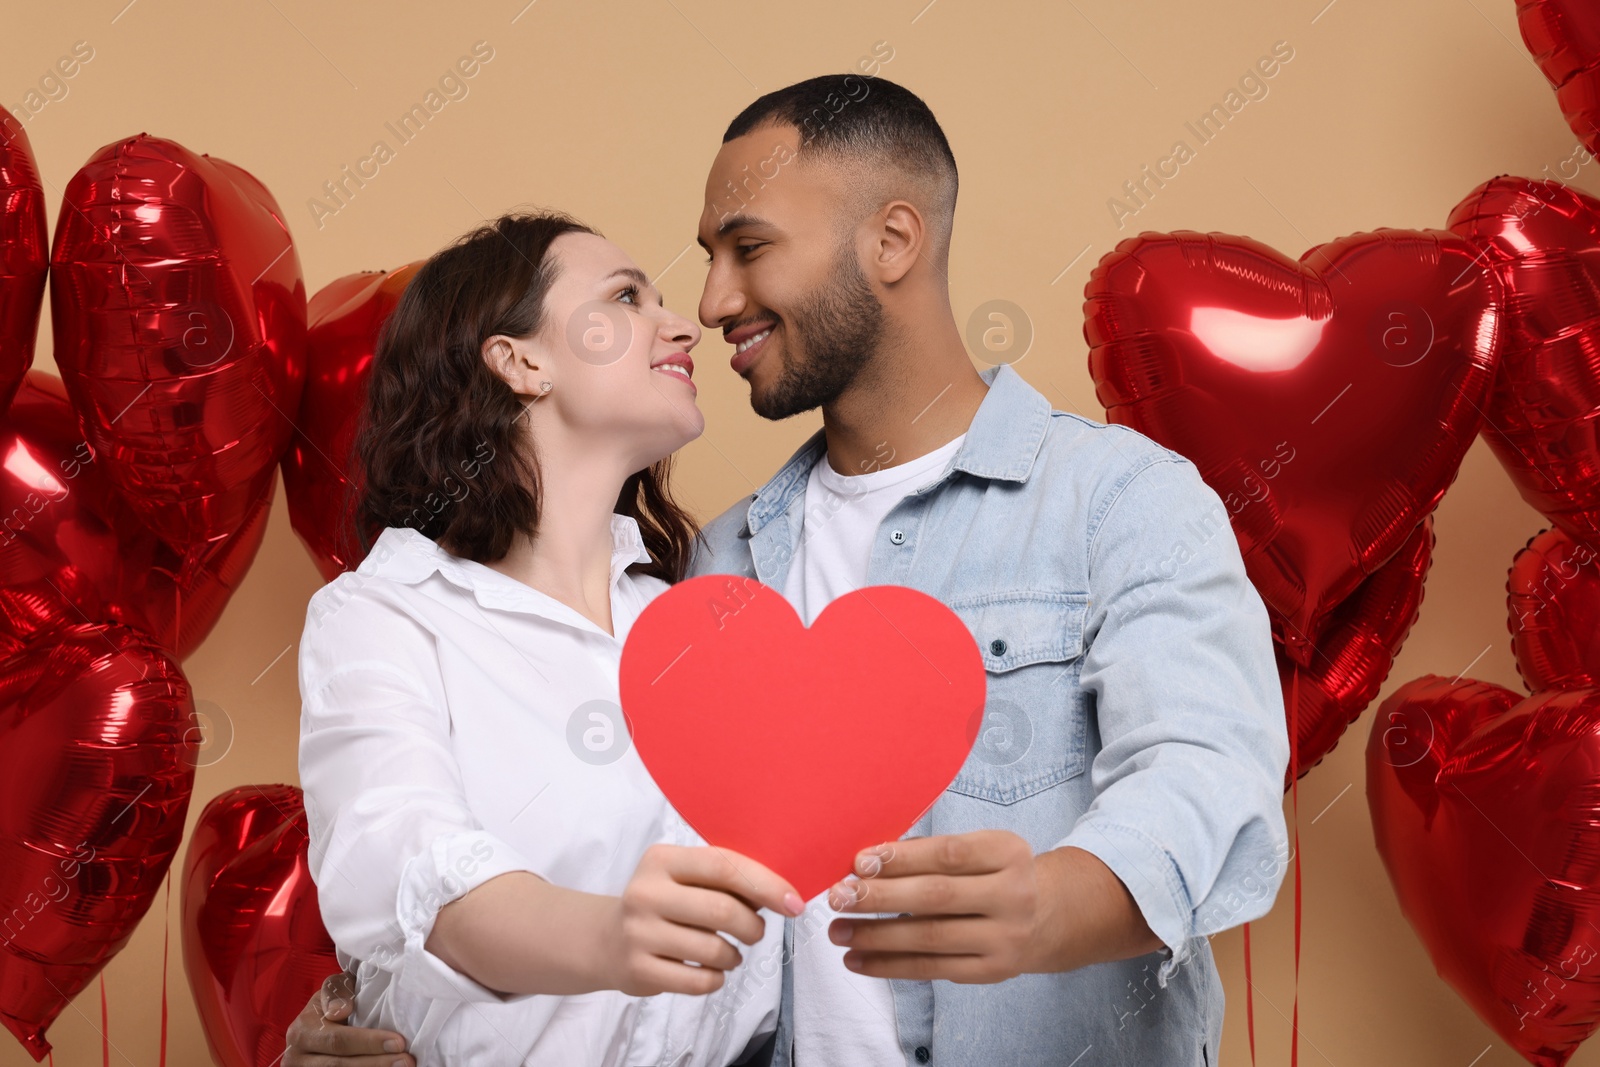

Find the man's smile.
xmin=727 ymin=319 xmax=778 ymax=375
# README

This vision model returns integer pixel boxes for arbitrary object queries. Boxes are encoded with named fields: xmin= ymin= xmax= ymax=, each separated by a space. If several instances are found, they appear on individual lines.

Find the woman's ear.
xmin=482 ymin=334 xmax=547 ymax=399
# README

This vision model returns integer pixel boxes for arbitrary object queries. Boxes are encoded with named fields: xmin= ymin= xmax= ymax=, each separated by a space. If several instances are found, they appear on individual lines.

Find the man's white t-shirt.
xmin=780 ymin=432 xmax=967 ymax=1067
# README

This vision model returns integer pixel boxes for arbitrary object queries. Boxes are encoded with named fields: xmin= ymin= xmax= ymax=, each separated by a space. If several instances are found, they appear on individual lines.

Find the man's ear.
xmin=871 ymin=199 xmax=925 ymax=286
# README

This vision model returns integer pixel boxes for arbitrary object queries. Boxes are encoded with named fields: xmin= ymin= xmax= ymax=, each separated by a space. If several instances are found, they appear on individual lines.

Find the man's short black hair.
xmin=722 ymin=74 xmax=958 ymax=261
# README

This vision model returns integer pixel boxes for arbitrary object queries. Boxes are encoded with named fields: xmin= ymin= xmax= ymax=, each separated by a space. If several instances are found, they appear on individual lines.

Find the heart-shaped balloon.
xmin=1281 ymin=515 xmax=1433 ymax=789
xmin=0 ymin=622 xmax=196 ymax=1061
xmin=49 ymin=133 xmax=306 ymax=557
xmin=1518 ymin=0 xmax=1600 ymax=158
xmin=0 ymin=370 xmax=270 ymax=662
xmin=1368 ymin=676 xmax=1600 ymax=1067
xmin=619 ymin=576 xmax=985 ymax=903
xmin=1084 ymin=228 xmax=1501 ymax=667
xmin=182 ymin=784 xmax=340 ymax=1067
xmin=1448 ymin=176 xmax=1600 ymax=545
xmin=281 ymin=264 xmax=419 ymax=580
xmin=0 ymin=105 xmax=48 ymax=413
xmin=1508 ymin=526 xmax=1600 ymax=692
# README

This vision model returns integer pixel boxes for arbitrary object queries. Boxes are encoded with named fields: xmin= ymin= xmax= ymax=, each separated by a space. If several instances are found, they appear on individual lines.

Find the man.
xmin=287 ymin=75 xmax=1289 ymax=1067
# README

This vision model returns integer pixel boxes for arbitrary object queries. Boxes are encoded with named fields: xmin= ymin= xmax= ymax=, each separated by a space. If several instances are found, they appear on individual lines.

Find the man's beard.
xmin=751 ymin=242 xmax=885 ymax=421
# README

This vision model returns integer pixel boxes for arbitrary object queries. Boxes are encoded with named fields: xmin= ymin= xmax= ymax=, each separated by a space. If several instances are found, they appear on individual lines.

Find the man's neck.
xmin=819 ymin=329 xmax=989 ymax=476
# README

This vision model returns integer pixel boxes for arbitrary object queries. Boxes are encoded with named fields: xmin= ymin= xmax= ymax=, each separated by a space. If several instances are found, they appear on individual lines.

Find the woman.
xmin=296 ymin=210 xmax=805 ymax=1067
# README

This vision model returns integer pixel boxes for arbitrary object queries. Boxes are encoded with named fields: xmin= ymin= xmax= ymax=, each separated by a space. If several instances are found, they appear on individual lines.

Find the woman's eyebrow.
xmin=603 ymin=267 xmax=650 ymax=286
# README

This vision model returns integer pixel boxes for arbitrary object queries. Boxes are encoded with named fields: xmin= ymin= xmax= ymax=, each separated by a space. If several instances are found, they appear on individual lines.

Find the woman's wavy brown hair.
xmin=351 ymin=210 xmax=699 ymax=583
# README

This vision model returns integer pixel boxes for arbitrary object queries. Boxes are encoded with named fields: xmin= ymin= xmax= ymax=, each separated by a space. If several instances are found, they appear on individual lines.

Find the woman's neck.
xmin=486 ymin=445 xmax=631 ymax=637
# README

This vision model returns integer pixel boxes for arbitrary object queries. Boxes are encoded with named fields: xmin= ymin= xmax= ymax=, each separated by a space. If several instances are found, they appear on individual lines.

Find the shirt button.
xmin=989 ymin=638 xmax=1007 ymax=656
xmin=914 ymin=1047 xmax=931 ymax=1064
xmin=889 ymin=529 xmax=906 ymax=545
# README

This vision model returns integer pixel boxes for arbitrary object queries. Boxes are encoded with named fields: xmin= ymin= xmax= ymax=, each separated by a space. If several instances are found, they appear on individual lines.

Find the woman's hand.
xmin=600 ymin=843 xmax=804 ymax=997
xmin=283 ymin=970 xmax=414 ymax=1067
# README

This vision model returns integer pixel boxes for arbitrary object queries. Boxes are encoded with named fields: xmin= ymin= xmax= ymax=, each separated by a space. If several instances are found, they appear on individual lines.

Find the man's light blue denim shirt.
xmin=688 ymin=362 xmax=1291 ymax=1067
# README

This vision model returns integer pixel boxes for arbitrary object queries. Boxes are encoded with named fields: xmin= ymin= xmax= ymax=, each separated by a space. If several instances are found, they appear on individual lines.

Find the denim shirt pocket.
xmin=943 ymin=590 xmax=1090 ymax=804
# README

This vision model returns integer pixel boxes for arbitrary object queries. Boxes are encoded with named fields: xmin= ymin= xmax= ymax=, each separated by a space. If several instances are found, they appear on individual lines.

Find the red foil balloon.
xmin=0 ymin=622 xmax=196 ymax=1061
xmin=49 ymin=133 xmax=306 ymax=556
xmin=1509 ymin=526 xmax=1600 ymax=691
xmin=1448 ymin=176 xmax=1600 ymax=545
xmin=182 ymin=785 xmax=340 ymax=1067
xmin=0 ymin=106 xmax=48 ymax=413
xmin=1084 ymin=229 xmax=1501 ymax=667
xmin=1369 ymin=676 xmax=1600 ymax=1067
xmin=281 ymin=264 xmax=418 ymax=579
xmin=1281 ymin=515 xmax=1433 ymax=789
xmin=0 ymin=370 xmax=270 ymax=661
xmin=1519 ymin=0 xmax=1600 ymax=158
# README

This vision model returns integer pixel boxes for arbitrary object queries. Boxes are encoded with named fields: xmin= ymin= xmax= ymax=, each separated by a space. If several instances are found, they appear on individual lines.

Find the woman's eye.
xmin=618 ymin=284 xmax=639 ymax=304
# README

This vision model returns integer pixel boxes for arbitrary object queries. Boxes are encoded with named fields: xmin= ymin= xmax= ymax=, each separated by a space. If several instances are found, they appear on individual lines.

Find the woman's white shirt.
xmin=297 ymin=518 xmax=783 ymax=1067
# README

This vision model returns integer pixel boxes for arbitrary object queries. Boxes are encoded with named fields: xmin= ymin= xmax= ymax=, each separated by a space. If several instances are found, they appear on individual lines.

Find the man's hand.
xmin=283 ymin=970 xmax=415 ymax=1067
xmin=825 ymin=830 xmax=1165 ymax=982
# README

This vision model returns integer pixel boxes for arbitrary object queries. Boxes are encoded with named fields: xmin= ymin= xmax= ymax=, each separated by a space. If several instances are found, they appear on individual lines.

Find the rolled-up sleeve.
xmin=1053 ymin=454 xmax=1291 ymax=987
xmin=298 ymin=582 xmax=546 ymax=1004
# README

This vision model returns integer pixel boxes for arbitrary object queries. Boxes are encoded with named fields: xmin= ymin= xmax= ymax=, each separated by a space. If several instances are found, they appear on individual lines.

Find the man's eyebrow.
xmin=697 ymin=212 xmax=774 ymax=253
xmin=716 ymin=213 xmax=770 ymax=238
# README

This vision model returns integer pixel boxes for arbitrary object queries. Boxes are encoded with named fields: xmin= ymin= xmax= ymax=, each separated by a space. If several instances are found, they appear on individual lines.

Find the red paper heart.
xmin=49 ymin=133 xmax=306 ymax=555
xmin=0 ymin=105 xmax=48 ymax=414
xmin=181 ymin=784 xmax=340 ymax=1067
xmin=1368 ymin=676 xmax=1600 ymax=1067
xmin=1518 ymin=0 xmax=1600 ymax=158
xmin=281 ymin=264 xmax=420 ymax=580
xmin=0 ymin=622 xmax=196 ymax=1061
xmin=1509 ymin=526 xmax=1600 ymax=692
xmin=1085 ymin=228 xmax=1500 ymax=667
xmin=1281 ymin=515 xmax=1433 ymax=789
xmin=1448 ymin=176 xmax=1600 ymax=545
xmin=618 ymin=575 xmax=985 ymax=903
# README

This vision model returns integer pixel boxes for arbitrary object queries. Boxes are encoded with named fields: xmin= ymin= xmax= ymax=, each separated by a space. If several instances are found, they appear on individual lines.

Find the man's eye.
xmin=701 ymin=242 xmax=764 ymax=264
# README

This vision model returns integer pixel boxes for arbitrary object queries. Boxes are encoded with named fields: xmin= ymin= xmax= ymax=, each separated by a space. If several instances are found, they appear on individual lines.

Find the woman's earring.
xmin=536 ymin=380 xmax=553 ymax=399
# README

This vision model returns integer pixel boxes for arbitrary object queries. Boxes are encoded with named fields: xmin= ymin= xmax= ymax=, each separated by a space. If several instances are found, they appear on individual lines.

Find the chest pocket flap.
xmin=943 ymin=591 xmax=1091 ymax=804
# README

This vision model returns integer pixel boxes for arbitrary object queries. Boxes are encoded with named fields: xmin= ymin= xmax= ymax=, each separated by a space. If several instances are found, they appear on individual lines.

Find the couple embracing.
xmin=286 ymin=73 xmax=1290 ymax=1067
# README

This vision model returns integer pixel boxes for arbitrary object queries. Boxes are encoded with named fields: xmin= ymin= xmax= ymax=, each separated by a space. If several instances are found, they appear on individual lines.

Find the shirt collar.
xmin=355 ymin=513 xmax=654 ymax=608
xmin=742 ymin=362 xmax=1050 ymax=536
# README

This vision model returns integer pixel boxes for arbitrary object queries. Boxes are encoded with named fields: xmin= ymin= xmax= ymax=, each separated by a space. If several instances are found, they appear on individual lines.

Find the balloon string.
xmin=1290 ymin=666 xmax=1302 ymax=1067
xmin=160 ymin=868 xmax=170 ymax=1067
xmin=1243 ymin=921 xmax=1257 ymax=1065
xmin=98 ymin=971 xmax=107 ymax=1067
xmin=160 ymin=588 xmax=179 ymax=1067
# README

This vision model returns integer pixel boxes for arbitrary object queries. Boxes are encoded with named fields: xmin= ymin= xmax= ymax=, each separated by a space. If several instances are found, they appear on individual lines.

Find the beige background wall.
xmin=1 ymin=1 xmax=1584 ymax=1063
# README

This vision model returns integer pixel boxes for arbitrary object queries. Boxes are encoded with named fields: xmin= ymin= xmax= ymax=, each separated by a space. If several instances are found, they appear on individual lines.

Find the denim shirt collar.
xmin=742 ymin=362 xmax=1050 ymax=537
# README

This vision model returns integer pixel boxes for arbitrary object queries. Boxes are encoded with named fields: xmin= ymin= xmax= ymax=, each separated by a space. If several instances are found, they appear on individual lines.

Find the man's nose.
xmin=699 ymin=274 xmax=742 ymax=332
